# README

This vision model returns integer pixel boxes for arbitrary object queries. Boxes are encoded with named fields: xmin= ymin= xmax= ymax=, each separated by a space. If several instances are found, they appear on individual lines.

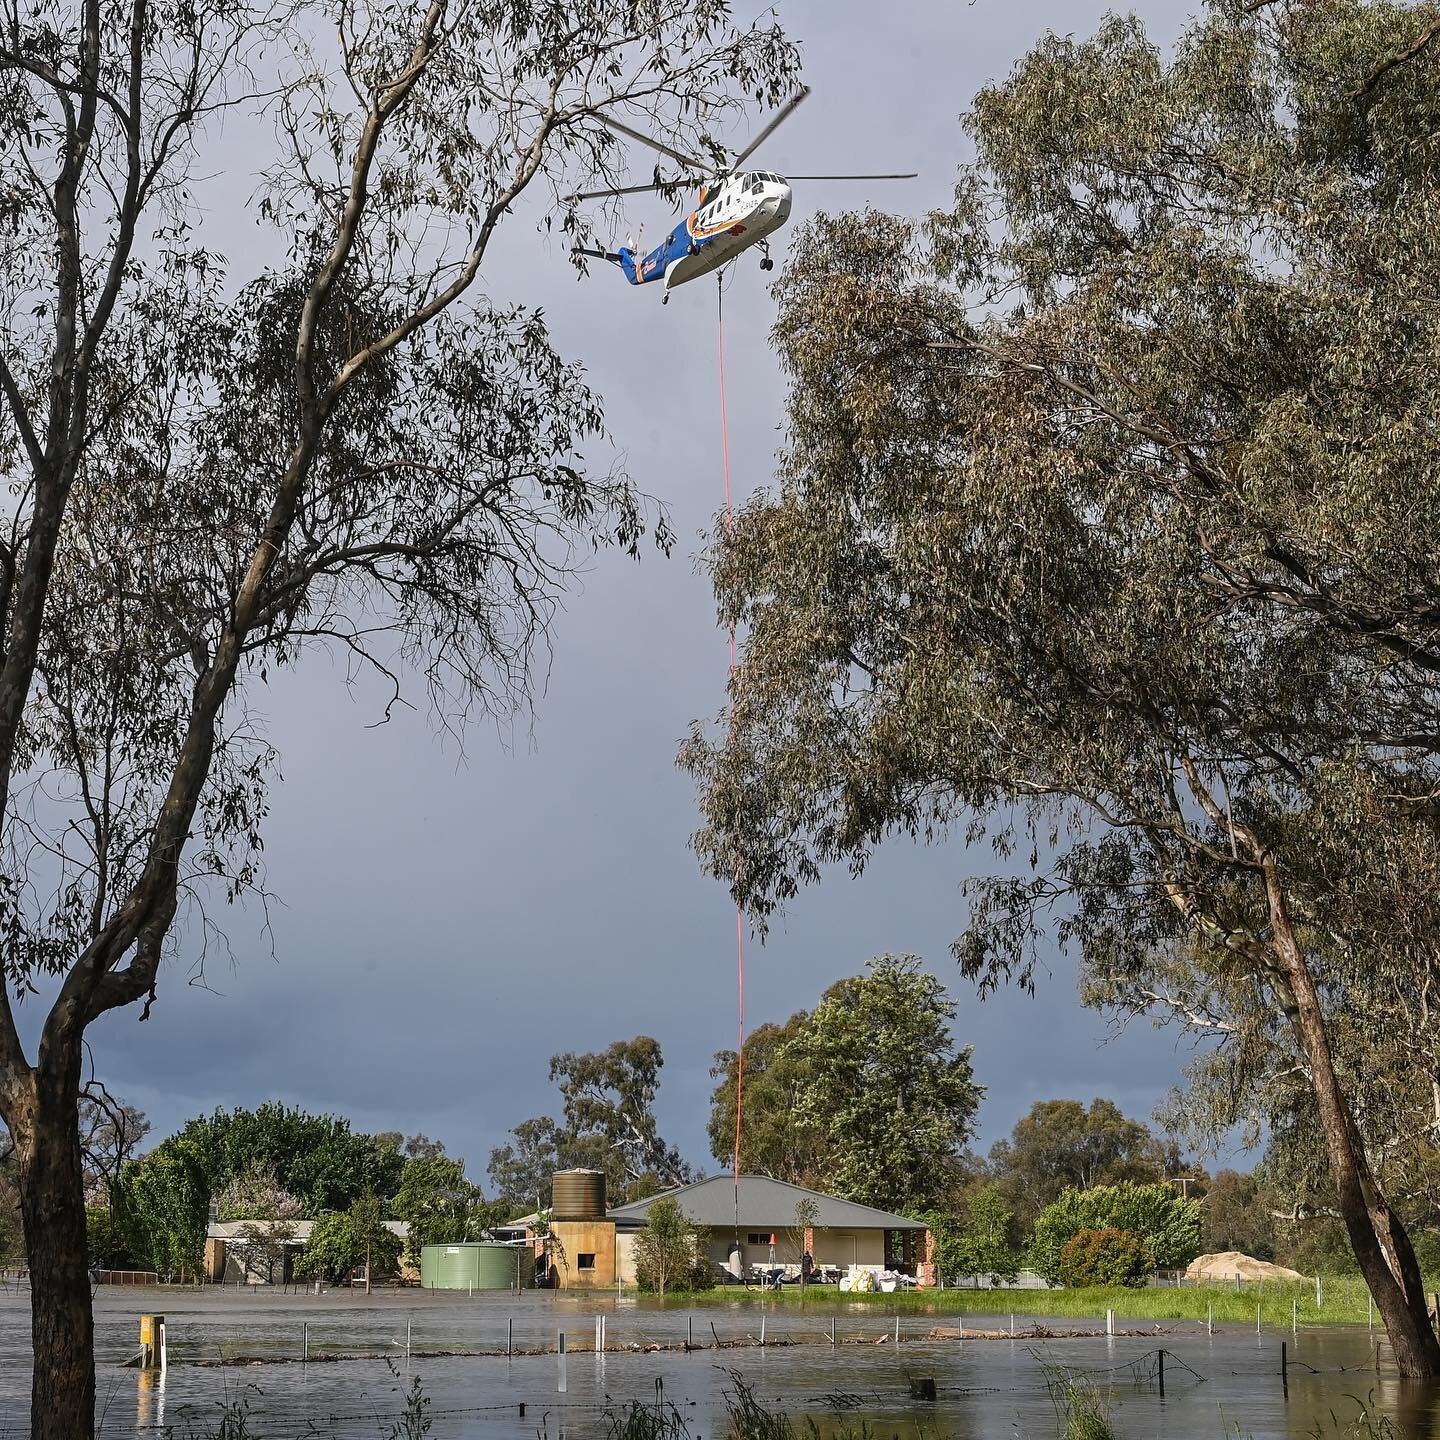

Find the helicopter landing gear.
xmin=662 ymin=290 xmax=670 ymax=305
xmin=759 ymin=242 xmax=774 ymax=272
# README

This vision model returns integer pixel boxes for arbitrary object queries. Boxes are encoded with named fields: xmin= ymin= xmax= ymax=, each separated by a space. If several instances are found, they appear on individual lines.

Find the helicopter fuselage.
xmin=613 ymin=171 xmax=793 ymax=295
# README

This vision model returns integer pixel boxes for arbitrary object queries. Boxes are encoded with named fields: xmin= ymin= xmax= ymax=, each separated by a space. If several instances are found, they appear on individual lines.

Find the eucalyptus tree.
xmin=0 ymin=0 xmax=799 ymax=1432
xmin=684 ymin=0 xmax=1440 ymax=1375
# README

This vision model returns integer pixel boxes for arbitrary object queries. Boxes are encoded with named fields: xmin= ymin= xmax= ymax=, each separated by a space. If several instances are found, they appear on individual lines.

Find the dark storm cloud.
xmin=74 ymin=0 xmax=1221 ymax=1179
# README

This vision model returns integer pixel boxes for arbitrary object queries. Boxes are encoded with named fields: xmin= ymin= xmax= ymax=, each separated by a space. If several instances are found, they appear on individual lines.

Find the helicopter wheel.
xmin=760 ymin=256 xmax=774 ymax=272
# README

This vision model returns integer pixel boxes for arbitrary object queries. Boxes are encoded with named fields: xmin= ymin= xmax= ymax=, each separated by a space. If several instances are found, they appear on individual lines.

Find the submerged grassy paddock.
xmin=646 ymin=1275 xmax=1397 ymax=1329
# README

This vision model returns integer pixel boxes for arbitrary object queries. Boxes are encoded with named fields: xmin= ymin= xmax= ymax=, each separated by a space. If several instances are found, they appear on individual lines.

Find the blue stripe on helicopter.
xmin=617 ymin=222 xmax=716 ymax=286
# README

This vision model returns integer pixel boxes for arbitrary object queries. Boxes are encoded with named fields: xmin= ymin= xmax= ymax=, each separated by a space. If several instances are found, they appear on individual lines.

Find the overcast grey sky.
xmin=79 ymin=0 xmax=1229 ymax=1183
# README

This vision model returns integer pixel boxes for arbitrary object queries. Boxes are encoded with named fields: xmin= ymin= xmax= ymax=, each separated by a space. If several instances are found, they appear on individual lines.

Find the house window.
xmin=747 ymin=1234 xmax=771 ymax=1246
xmin=578 ymin=1253 xmax=596 ymax=1270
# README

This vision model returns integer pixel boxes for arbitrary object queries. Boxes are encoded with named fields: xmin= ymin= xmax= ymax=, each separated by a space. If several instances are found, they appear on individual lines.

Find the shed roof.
xmin=607 ymin=1175 xmax=927 ymax=1232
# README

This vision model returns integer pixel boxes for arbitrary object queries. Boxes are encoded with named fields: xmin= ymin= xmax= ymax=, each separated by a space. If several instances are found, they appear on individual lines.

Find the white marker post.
xmin=558 ymin=1331 xmax=567 ymax=1393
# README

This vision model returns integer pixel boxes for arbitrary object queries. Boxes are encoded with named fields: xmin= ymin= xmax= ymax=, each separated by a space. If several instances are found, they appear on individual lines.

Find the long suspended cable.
xmin=717 ymin=272 xmax=745 ymax=1221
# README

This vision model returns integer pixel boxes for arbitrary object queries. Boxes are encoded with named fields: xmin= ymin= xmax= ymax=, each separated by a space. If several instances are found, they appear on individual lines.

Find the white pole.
xmin=303 ymin=1321 xmax=309 ymax=1362
xmin=595 ymin=1316 xmax=601 ymax=1351
xmin=406 ymin=1318 xmax=412 ymax=1363
xmin=1292 ymin=1298 xmax=1298 ymax=1334
xmin=1106 ymin=1309 xmax=1114 ymax=1337
xmin=760 ymin=1314 xmax=766 ymax=1347
xmin=1257 ymin=1302 xmax=1261 ymax=1335
xmin=894 ymin=1314 xmax=900 ymax=1346
xmin=1207 ymin=1302 xmax=1213 ymax=1336
xmin=1369 ymin=1293 xmax=1374 ymax=1331
xmin=1010 ymin=1313 xmax=1016 ymax=1337
xmin=558 ymin=1331 xmax=567 ymax=1393
xmin=158 ymin=1321 xmax=167 ymax=1376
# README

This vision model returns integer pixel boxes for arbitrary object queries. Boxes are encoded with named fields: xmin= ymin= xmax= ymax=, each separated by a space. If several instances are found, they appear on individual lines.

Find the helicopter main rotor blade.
xmin=731 ymin=85 xmax=812 ymax=168
xmin=565 ymin=181 xmax=691 ymax=202
xmin=781 ymin=172 xmax=919 ymax=181
xmin=595 ymin=113 xmax=710 ymax=172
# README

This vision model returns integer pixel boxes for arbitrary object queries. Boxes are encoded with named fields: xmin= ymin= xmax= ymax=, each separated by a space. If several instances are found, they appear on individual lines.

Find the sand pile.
xmin=1185 ymin=1251 xmax=1306 ymax=1283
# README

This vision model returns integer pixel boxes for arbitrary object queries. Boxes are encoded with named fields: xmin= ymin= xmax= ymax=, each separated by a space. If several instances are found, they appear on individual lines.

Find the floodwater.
xmin=0 ymin=1287 xmax=1436 ymax=1438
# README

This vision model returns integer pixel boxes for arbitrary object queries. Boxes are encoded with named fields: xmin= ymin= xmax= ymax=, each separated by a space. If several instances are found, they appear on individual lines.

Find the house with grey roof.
xmin=608 ymin=1174 xmax=932 ymax=1284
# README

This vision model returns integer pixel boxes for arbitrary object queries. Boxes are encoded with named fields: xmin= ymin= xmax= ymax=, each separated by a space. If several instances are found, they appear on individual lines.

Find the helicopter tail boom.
xmin=574 ymin=245 xmax=642 ymax=285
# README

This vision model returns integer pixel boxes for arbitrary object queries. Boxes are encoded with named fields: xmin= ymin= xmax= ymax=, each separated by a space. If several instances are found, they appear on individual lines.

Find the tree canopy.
xmin=1030 ymin=1182 xmax=1202 ymax=1284
xmin=683 ymin=0 xmax=1440 ymax=1375
xmin=707 ymin=1010 xmax=828 ymax=1186
xmin=786 ymin=956 xmax=981 ymax=1213
xmin=170 ymin=1103 xmax=405 ymax=1213
xmin=0 ymin=0 xmax=801 ymax=1429
xmin=489 ymin=1037 xmax=691 ymax=1208
xmin=987 ymin=1099 xmax=1177 ymax=1228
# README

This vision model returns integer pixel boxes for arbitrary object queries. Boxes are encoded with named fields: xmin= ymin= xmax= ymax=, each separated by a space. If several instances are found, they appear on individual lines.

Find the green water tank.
xmin=419 ymin=1242 xmax=532 ymax=1290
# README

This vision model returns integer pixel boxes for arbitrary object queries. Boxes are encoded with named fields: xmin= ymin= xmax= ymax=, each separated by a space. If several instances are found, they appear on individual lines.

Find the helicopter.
xmin=570 ymin=87 xmax=915 ymax=303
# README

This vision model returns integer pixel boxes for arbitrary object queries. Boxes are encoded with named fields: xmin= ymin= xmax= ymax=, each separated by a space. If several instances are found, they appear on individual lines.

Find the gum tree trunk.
xmin=1264 ymin=860 xmax=1440 ymax=1378
xmin=12 ymin=1053 xmax=95 ymax=1440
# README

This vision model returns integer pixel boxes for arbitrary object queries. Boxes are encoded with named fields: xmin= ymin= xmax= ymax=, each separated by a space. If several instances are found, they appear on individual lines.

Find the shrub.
xmin=1031 ymin=1182 xmax=1199 ymax=1282
xmin=1057 ymin=1227 xmax=1153 ymax=1288
xmin=634 ymin=1197 xmax=706 ymax=1294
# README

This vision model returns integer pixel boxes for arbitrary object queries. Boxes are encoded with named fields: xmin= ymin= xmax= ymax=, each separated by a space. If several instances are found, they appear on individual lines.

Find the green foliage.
xmin=988 ymin=1099 xmax=1174 ymax=1229
xmin=1031 ymin=1183 xmax=1200 ymax=1283
xmin=85 ymin=1206 xmax=126 ymax=1268
xmin=389 ymin=1156 xmax=486 ymax=1266
xmin=633 ymin=1197 xmax=706 ymax=1295
xmin=708 ymin=1011 xmax=829 ymax=1185
xmin=954 ymin=1183 xmax=1021 ymax=1280
xmin=1050 ymin=1377 xmax=1117 ymax=1440
xmin=174 ymin=1104 xmax=405 ymax=1213
xmin=1202 ymin=1169 xmax=1277 ymax=1261
xmin=1057 ymin=1227 xmax=1154 ymax=1289
xmin=294 ymin=1203 xmax=401 ymax=1285
xmin=490 ymin=1038 xmax=692 ymax=1209
xmin=606 ymin=1380 xmax=691 ymax=1440
xmin=682 ymin=0 xmax=1440 ymax=1332
xmin=118 ymin=1142 xmax=209 ymax=1280
xmin=786 ymin=956 xmax=982 ymax=1212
